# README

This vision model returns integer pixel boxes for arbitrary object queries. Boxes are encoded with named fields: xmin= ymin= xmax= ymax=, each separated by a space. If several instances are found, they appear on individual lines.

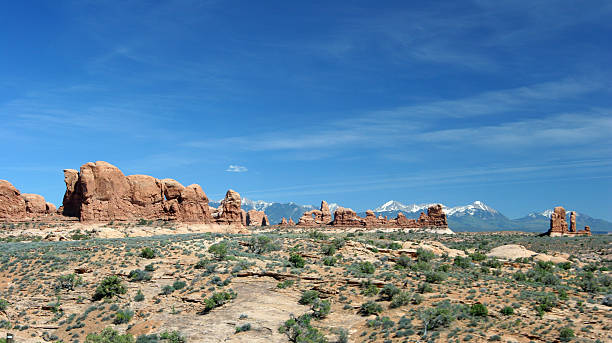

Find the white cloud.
xmin=226 ymin=165 xmax=248 ymax=173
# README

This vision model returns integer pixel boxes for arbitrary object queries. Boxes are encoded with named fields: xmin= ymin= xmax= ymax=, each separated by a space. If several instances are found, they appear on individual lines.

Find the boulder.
xmin=0 ymin=180 xmax=26 ymax=219
xmin=246 ymin=210 xmax=269 ymax=226
xmin=487 ymin=244 xmax=537 ymax=260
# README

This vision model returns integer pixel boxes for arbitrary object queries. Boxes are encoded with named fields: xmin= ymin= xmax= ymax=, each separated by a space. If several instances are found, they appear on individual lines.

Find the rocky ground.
xmin=0 ymin=224 xmax=610 ymax=343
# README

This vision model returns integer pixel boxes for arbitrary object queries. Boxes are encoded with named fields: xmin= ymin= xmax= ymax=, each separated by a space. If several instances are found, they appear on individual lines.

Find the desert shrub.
xmin=577 ymin=271 xmax=601 ymax=293
xmin=85 ymin=327 xmax=134 ymax=343
xmin=390 ymin=292 xmax=413 ymax=308
xmin=248 ymin=235 xmax=280 ymax=254
xmin=321 ymin=244 xmax=336 ymax=256
xmin=534 ymin=293 xmax=558 ymax=316
xmin=279 ymin=314 xmax=328 ymax=343
xmin=358 ymin=261 xmax=375 ymax=274
xmin=194 ymin=259 xmax=210 ymax=269
xmin=144 ymin=263 xmax=156 ymax=272
xmin=289 ymin=253 xmax=306 ymax=268
xmin=380 ymin=283 xmax=400 ymax=300
xmin=513 ymin=272 xmax=527 ymax=281
xmin=0 ymin=299 xmax=8 ymax=311
xmin=140 ymin=247 xmax=156 ymax=259
xmin=417 ymin=283 xmax=433 ymax=294
xmin=419 ymin=300 xmax=459 ymax=336
xmin=113 ymin=309 xmax=134 ymax=324
xmin=361 ymin=282 xmax=379 ymax=296
xmin=322 ymin=256 xmax=337 ymax=266
xmin=172 ymin=280 xmax=186 ymax=290
xmin=359 ymin=301 xmax=383 ymax=316
xmin=235 ymin=323 xmax=251 ymax=333
xmin=332 ymin=237 xmax=346 ymax=249
xmin=425 ymin=271 xmax=447 ymax=284
xmin=201 ymin=291 xmax=237 ymax=314
xmin=559 ymin=327 xmax=574 ymax=341
xmin=557 ymin=262 xmax=572 ymax=270
xmin=161 ymin=285 xmax=175 ymax=295
xmin=500 ymin=306 xmax=514 ymax=315
xmin=470 ymin=252 xmax=486 ymax=262
xmin=159 ymin=331 xmax=186 ymax=343
xmin=309 ymin=230 xmax=328 ymax=240
xmin=437 ymin=264 xmax=450 ymax=272
xmin=93 ymin=276 xmax=127 ymax=301
xmin=311 ymin=299 xmax=331 ymax=318
xmin=483 ymin=258 xmax=502 ymax=268
xmin=299 ymin=290 xmax=320 ymax=305
xmin=396 ymin=254 xmax=411 ymax=268
xmin=416 ymin=248 xmax=435 ymax=262
xmin=128 ymin=269 xmax=152 ymax=282
xmin=56 ymin=273 xmax=83 ymax=290
xmin=134 ymin=290 xmax=145 ymax=302
xmin=603 ymin=294 xmax=612 ymax=307
xmin=135 ymin=334 xmax=158 ymax=343
xmin=209 ymin=242 xmax=228 ymax=260
xmin=277 ymin=280 xmax=294 ymax=289
xmin=453 ymin=256 xmax=472 ymax=269
xmin=469 ymin=303 xmax=488 ymax=317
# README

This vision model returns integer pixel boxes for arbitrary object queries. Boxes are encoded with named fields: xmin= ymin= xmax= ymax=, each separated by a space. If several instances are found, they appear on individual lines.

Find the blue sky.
xmin=1 ymin=0 xmax=611 ymax=220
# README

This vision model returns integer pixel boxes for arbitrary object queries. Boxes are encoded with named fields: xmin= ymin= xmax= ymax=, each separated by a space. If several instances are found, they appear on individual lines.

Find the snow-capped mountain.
xmin=373 ymin=200 xmax=499 ymax=217
xmin=374 ymin=200 xmax=436 ymax=213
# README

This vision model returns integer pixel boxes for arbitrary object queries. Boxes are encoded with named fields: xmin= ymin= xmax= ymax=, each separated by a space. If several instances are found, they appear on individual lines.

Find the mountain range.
xmin=210 ymin=198 xmax=611 ymax=233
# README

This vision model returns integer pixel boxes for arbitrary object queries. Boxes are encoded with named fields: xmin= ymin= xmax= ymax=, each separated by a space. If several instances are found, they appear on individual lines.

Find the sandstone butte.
xmin=546 ymin=205 xmax=591 ymax=236
xmin=0 ymin=179 xmax=56 ymax=219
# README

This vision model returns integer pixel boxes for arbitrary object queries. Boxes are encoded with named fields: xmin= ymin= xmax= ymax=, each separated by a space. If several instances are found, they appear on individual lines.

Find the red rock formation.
xmin=279 ymin=217 xmax=288 ymax=225
xmin=320 ymin=201 xmax=332 ymax=224
xmin=212 ymin=189 xmax=244 ymax=226
xmin=417 ymin=204 xmax=448 ymax=227
xmin=22 ymin=193 xmax=47 ymax=214
xmin=0 ymin=180 xmax=26 ymax=219
xmin=46 ymin=202 xmax=57 ymax=214
xmin=332 ymin=207 xmax=365 ymax=227
xmin=246 ymin=210 xmax=269 ymax=226
xmin=298 ymin=210 xmax=319 ymax=226
xmin=61 ymin=161 xmax=214 ymax=223
xmin=570 ymin=211 xmax=576 ymax=232
xmin=363 ymin=210 xmax=386 ymax=226
xmin=549 ymin=206 xmax=568 ymax=234
xmin=288 ymin=218 xmax=295 ymax=225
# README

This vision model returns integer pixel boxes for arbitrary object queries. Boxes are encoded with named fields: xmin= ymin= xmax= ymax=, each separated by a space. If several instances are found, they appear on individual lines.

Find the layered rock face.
xmin=246 ymin=210 xmax=269 ymax=226
xmin=1 ymin=180 xmax=55 ymax=219
xmin=61 ymin=161 xmax=225 ymax=223
xmin=331 ymin=207 xmax=365 ymax=227
xmin=547 ymin=206 xmax=590 ymax=236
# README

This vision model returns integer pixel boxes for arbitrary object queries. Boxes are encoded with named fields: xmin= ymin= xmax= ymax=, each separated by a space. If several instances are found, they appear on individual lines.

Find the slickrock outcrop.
xmin=279 ymin=217 xmax=288 ymax=225
xmin=61 ymin=161 xmax=222 ymax=223
xmin=546 ymin=206 xmax=590 ymax=236
xmin=0 ymin=180 xmax=26 ymax=219
xmin=246 ymin=210 xmax=269 ymax=226
xmin=211 ymin=189 xmax=245 ymax=226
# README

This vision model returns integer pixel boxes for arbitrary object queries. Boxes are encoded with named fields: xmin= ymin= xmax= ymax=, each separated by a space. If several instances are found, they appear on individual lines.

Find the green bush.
xmin=321 ymin=244 xmax=336 ymax=256
xmin=134 ymin=290 xmax=145 ymax=302
xmin=209 ymin=242 xmax=228 ymax=260
xmin=396 ymin=254 xmax=411 ymax=268
xmin=57 ymin=273 xmax=83 ymax=290
xmin=277 ymin=280 xmax=294 ymax=289
xmin=425 ymin=271 xmax=447 ymax=284
xmin=299 ymin=290 xmax=320 ymax=305
xmin=235 ymin=323 xmax=251 ymax=333
xmin=93 ymin=276 xmax=127 ymax=301
xmin=85 ymin=327 xmax=134 ymax=343
xmin=500 ymin=306 xmax=514 ymax=315
xmin=470 ymin=252 xmax=486 ymax=262
xmin=359 ymin=301 xmax=383 ymax=316
xmin=453 ymin=256 xmax=472 ymax=269
xmin=172 ymin=280 xmax=187 ymax=290
xmin=359 ymin=261 xmax=375 ymax=274
xmin=534 ymin=292 xmax=558 ymax=316
xmin=311 ymin=299 xmax=331 ymax=318
xmin=289 ymin=253 xmax=306 ymax=268
xmin=417 ymin=283 xmax=433 ymax=294
xmin=380 ymin=283 xmax=400 ymax=300
xmin=128 ymin=269 xmax=152 ymax=282
xmin=322 ymin=256 xmax=337 ymax=266
xmin=113 ymin=309 xmax=134 ymax=324
xmin=559 ymin=327 xmax=574 ymax=341
xmin=419 ymin=300 xmax=459 ymax=336
xmin=469 ymin=303 xmax=488 ymax=317
xmin=140 ymin=247 xmax=156 ymax=259
xmin=416 ymin=248 xmax=435 ymax=262
xmin=248 ymin=235 xmax=280 ymax=254
xmin=390 ymin=292 xmax=412 ymax=308
xmin=0 ymin=299 xmax=8 ymax=311
xmin=159 ymin=331 xmax=186 ymax=343
xmin=279 ymin=314 xmax=328 ymax=343
xmin=201 ymin=291 xmax=237 ymax=314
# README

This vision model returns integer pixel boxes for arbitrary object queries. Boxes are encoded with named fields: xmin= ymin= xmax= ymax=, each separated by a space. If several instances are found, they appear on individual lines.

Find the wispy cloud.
xmin=226 ymin=165 xmax=248 ymax=173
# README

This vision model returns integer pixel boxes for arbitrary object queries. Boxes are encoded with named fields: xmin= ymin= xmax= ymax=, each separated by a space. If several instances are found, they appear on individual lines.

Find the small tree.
xmin=209 ymin=242 xmax=228 ymax=260
xmin=311 ymin=299 xmax=331 ymax=318
xmin=140 ymin=247 xmax=156 ymax=259
xmin=359 ymin=301 xmax=383 ymax=316
xmin=93 ymin=276 xmax=127 ymax=301
xmin=289 ymin=253 xmax=306 ymax=268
